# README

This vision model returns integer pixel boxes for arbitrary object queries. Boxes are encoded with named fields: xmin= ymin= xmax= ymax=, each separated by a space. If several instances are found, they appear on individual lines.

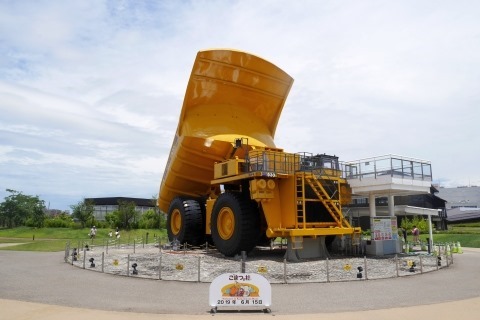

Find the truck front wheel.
xmin=211 ymin=192 xmax=259 ymax=256
xmin=167 ymin=197 xmax=204 ymax=246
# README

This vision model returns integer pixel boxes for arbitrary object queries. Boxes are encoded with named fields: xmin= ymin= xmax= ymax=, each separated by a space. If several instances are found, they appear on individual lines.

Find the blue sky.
xmin=1 ymin=0 xmax=479 ymax=211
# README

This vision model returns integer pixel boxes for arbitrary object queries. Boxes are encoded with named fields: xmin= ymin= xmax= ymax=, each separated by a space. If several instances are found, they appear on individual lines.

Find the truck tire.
xmin=211 ymin=192 xmax=259 ymax=257
xmin=167 ymin=197 xmax=204 ymax=246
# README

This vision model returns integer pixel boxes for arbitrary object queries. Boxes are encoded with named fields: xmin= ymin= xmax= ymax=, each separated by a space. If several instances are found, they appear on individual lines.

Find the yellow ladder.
xmin=295 ymin=174 xmax=306 ymax=228
xmin=304 ymin=174 xmax=352 ymax=229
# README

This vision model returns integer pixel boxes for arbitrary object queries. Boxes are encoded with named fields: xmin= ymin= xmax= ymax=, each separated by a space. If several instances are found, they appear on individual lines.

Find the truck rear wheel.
xmin=211 ymin=192 xmax=259 ymax=256
xmin=167 ymin=197 xmax=204 ymax=246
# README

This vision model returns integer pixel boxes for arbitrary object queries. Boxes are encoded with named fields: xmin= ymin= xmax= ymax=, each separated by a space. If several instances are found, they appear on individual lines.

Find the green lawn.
xmin=0 ymin=227 xmax=167 ymax=252
xmin=1 ymin=223 xmax=479 ymax=252
xmin=423 ymin=234 xmax=480 ymax=248
xmin=406 ymin=222 xmax=480 ymax=248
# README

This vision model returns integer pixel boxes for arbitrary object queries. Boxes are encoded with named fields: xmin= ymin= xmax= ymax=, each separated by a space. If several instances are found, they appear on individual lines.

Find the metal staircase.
xmin=295 ymin=171 xmax=352 ymax=229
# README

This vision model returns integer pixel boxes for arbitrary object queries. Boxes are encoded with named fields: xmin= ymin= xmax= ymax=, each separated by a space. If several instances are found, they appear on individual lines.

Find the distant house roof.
xmin=446 ymin=207 xmax=480 ymax=222
xmin=86 ymin=197 xmax=155 ymax=207
xmin=437 ymin=186 xmax=480 ymax=208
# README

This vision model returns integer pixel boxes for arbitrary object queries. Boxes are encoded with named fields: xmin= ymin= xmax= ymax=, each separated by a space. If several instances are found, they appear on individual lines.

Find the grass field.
xmin=427 ymin=223 xmax=480 ymax=247
xmin=1 ymin=223 xmax=479 ymax=252
xmin=0 ymin=227 xmax=167 ymax=252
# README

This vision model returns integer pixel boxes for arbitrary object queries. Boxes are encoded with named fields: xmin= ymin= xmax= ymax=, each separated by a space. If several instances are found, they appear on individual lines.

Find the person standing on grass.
xmin=89 ymin=226 xmax=96 ymax=239
xmin=412 ymin=225 xmax=419 ymax=244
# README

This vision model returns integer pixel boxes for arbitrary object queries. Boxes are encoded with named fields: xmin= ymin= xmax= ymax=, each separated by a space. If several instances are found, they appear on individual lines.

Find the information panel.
xmin=371 ymin=217 xmax=398 ymax=240
xmin=209 ymin=273 xmax=271 ymax=309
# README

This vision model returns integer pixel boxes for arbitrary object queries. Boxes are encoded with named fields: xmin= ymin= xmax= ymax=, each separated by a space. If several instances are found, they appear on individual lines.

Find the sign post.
xmin=209 ymin=273 xmax=272 ymax=313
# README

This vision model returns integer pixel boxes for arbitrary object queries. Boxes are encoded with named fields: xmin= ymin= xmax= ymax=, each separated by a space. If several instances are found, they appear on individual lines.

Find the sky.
xmin=1 ymin=0 xmax=479 ymax=211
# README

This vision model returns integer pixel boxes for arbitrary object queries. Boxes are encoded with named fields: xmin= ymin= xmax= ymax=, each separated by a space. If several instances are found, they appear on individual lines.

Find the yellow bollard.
xmin=452 ymin=243 xmax=458 ymax=253
xmin=457 ymin=242 xmax=463 ymax=254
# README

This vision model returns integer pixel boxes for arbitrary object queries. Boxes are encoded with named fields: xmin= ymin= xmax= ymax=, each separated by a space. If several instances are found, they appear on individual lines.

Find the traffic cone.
xmin=457 ymin=241 xmax=463 ymax=254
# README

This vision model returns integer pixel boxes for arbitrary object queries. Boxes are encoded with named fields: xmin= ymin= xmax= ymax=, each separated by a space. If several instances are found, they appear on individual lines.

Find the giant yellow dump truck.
xmin=158 ymin=49 xmax=360 ymax=258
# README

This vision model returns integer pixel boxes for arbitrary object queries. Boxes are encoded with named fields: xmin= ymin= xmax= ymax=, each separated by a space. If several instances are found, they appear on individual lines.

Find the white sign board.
xmin=371 ymin=217 xmax=398 ymax=240
xmin=209 ymin=273 xmax=271 ymax=309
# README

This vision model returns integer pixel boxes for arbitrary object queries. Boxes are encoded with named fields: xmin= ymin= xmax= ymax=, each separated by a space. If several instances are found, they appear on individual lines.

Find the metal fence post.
xmin=283 ymin=258 xmax=287 ymax=284
xmin=64 ymin=241 xmax=70 ymax=263
xmin=198 ymin=256 xmax=201 ymax=282
xmin=395 ymin=254 xmax=399 ymax=277
xmin=102 ymin=252 xmax=105 ymax=273
xmin=158 ymin=252 xmax=162 ymax=280
xmin=241 ymin=251 xmax=246 ymax=273
xmin=134 ymin=240 xmax=136 ymax=254
xmin=82 ymin=248 xmax=86 ymax=269
xmin=364 ymin=256 xmax=368 ymax=280
xmin=127 ymin=254 xmax=130 ymax=276
xmin=326 ymin=258 xmax=330 ymax=283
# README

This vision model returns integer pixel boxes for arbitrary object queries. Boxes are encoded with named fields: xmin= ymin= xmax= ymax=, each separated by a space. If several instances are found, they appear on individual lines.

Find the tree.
xmin=138 ymin=209 xmax=162 ymax=229
xmin=0 ymin=189 xmax=46 ymax=228
xmin=400 ymin=215 xmax=428 ymax=235
xmin=104 ymin=200 xmax=139 ymax=229
xmin=105 ymin=211 xmax=120 ymax=228
xmin=150 ymin=194 xmax=166 ymax=229
xmin=116 ymin=200 xmax=139 ymax=229
xmin=70 ymin=199 xmax=95 ymax=228
xmin=26 ymin=199 xmax=47 ymax=228
xmin=44 ymin=212 xmax=74 ymax=228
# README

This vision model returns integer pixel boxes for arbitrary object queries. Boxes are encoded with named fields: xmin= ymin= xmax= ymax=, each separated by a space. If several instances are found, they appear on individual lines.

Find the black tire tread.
xmin=167 ymin=197 xmax=205 ymax=246
xmin=211 ymin=192 xmax=259 ymax=256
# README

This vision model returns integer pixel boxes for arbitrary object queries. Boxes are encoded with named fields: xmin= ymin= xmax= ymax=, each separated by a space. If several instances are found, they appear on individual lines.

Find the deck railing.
xmin=343 ymin=154 xmax=432 ymax=182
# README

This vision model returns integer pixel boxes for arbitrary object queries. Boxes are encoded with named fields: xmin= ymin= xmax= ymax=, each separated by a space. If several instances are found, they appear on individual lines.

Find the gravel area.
xmin=65 ymin=243 xmax=452 ymax=283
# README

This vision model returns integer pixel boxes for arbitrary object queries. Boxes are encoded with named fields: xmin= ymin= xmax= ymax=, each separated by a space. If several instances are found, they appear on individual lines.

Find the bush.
xmin=105 ymin=212 xmax=120 ymax=228
xmin=400 ymin=216 xmax=428 ymax=234
xmin=44 ymin=218 xmax=75 ymax=228
xmin=138 ymin=209 xmax=165 ymax=229
xmin=92 ymin=220 xmax=109 ymax=229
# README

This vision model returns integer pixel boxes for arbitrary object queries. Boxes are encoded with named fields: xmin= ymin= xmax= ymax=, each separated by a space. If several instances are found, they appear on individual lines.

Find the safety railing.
xmin=342 ymin=154 xmax=432 ymax=182
xmin=64 ymin=239 xmax=455 ymax=284
xmin=245 ymin=150 xmax=347 ymax=178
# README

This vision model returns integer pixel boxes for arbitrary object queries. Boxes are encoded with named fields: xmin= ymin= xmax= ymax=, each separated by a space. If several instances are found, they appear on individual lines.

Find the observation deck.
xmin=343 ymin=154 xmax=432 ymax=197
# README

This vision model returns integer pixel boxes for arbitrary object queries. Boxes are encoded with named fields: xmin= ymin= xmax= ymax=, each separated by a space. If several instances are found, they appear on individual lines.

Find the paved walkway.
xmin=1 ymin=248 xmax=479 ymax=320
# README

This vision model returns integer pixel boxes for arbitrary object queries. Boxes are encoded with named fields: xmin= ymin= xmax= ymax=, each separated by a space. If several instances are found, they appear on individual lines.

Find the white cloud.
xmin=1 ymin=0 xmax=480 ymax=209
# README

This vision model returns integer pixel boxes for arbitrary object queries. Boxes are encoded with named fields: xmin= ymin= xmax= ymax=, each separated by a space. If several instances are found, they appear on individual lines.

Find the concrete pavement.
xmin=1 ymin=248 xmax=479 ymax=319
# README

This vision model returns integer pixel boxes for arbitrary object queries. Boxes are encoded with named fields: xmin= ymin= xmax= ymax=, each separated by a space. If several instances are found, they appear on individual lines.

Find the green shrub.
xmin=400 ymin=216 xmax=428 ymax=234
xmin=44 ymin=218 xmax=74 ymax=228
xmin=138 ymin=209 xmax=165 ymax=229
